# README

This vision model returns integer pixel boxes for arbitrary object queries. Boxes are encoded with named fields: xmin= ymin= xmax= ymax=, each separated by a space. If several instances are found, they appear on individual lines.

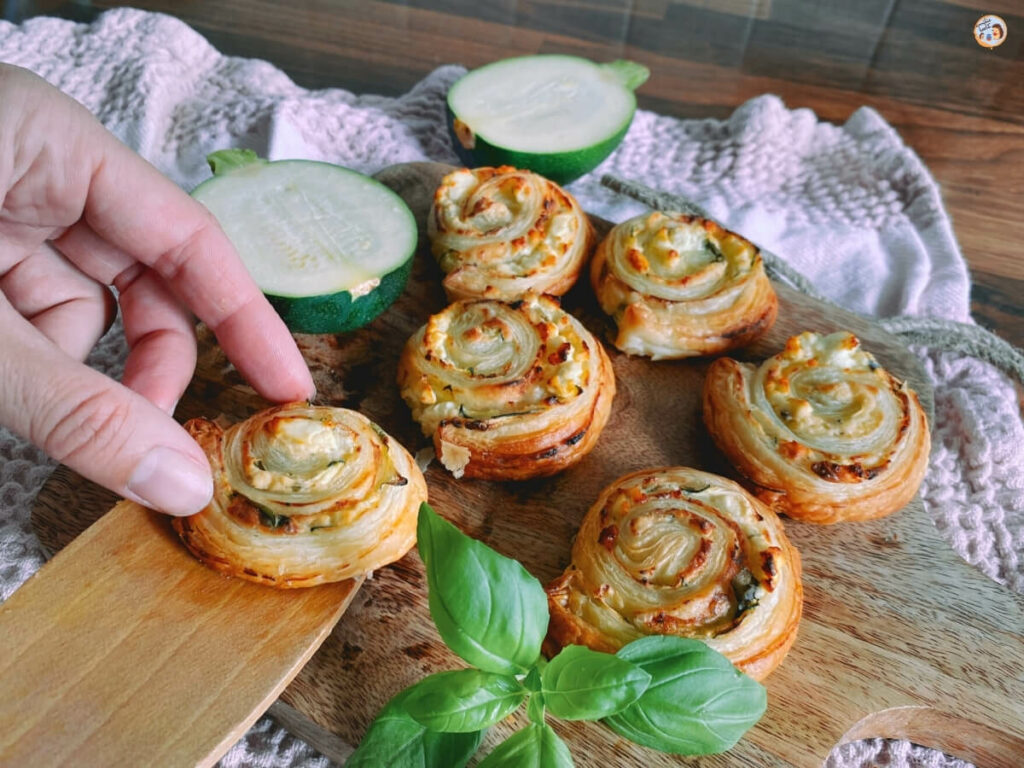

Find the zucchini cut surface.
xmin=193 ymin=155 xmax=416 ymax=333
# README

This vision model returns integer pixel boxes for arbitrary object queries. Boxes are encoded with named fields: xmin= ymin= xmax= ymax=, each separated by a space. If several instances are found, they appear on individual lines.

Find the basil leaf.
xmin=541 ymin=644 xmax=651 ymax=721
xmin=603 ymin=636 xmax=766 ymax=755
xmin=477 ymin=723 xmax=574 ymax=768
xmin=345 ymin=688 xmax=484 ymax=768
xmin=402 ymin=669 xmax=526 ymax=733
xmin=417 ymin=504 xmax=548 ymax=674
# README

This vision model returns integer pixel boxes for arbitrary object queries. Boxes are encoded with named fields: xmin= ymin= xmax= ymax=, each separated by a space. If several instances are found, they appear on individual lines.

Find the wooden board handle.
xmin=0 ymin=501 xmax=360 ymax=767
xmin=840 ymin=706 xmax=1024 ymax=768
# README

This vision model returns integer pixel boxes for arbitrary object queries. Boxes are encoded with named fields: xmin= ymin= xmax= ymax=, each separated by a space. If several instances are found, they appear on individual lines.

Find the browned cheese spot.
xmin=598 ymin=524 xmax=619 ymax=551
xmin=627 ymin=248 xmax=650 ymax=273
xmin=547 ymin=342 xmax=571 ymax=365
xmin=779 ymin=440 xmax=808 ymax=461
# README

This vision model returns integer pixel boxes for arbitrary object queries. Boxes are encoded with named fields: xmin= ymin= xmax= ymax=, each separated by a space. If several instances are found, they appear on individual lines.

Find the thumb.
xmin=1 ymin=306 xmax=212 ymax=517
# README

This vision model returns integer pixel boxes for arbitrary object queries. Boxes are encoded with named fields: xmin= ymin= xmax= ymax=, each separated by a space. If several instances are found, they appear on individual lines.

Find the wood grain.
xmin=15 ymin=0 xmax=1022 ymax=350
xmin=0 ymin=500 xmax=361 ymax=768
xmin=30 ymin=163 xmax=1023 ymax=767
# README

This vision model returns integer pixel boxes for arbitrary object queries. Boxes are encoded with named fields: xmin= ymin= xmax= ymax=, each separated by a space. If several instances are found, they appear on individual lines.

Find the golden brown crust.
xmin=544 ymin=467 xmax=803 ymax=681
xmin=702 ymin=331 xmax=931 ymax=524
xmin=397 ymin=294 xmax=616 ymax=480
xmin=591 ymin=211 xmax=777 ymax=359
xmin=428 ymin=166 xmax=595 ymax=302
xmin=172 ymin=403 xmax=426 ymax=588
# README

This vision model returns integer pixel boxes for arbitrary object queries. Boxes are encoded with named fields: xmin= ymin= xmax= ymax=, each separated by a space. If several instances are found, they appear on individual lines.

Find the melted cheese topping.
xmin=244 ymin=414 xmax=355 ymax=493
xmin=429 ymin=166 xmax=592 ymax=301
xmin=546 ymin=467 xmax=802 ymax=679
xmin=751 ymin=332 xmax=903 ymax=473
xmin=439 ymin=440 xmax=472 ymax=479
xmin=592 ymin=211 xmax=775 ymax=359
xmin=173 ymin=403 xmax=427 ymax=588
xmin=222 ymin=404 xmax=404 ymax=531
xmin=401 ymin=294 xmax=591 ymax=436
xmin=702 ymin=331 xmax=931 ymax=523
xmin=603 ymin=212 xmax=755 ymax=302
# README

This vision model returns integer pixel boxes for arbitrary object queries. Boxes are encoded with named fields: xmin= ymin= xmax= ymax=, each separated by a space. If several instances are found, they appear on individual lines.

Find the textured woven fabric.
xmin=1 ymin=8 xmax=1020 ymax=767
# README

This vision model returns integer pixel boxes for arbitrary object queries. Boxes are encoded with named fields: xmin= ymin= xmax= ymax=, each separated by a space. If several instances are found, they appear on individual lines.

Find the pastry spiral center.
xmin=613 ymin=502 xmax=733 ymax=591
xmin=610 ymin=213 xmax=752 ymax=301
xmin=244 ymin=415 xmax=356 ymax=493
xmin=433 ymin=303 xmax=539 ymax=380
xmin=588 ymin=485 xmax=749 ymax=636
xmin=462 ymin=175 xmax=531 ymax=233
xmin=758 ymin=332 xmax=903 ymax=458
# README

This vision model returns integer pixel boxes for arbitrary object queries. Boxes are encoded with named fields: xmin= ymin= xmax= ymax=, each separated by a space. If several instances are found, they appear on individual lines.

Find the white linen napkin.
xmin=1 ymin=8 xmax=1018 ymax=768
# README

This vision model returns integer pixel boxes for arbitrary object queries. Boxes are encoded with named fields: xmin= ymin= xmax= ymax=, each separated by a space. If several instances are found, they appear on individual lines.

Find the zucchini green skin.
xmin=445 ymin=105 xmax=634 ymax=187
xmin=266 ymin=257 xmax=412 ymax=334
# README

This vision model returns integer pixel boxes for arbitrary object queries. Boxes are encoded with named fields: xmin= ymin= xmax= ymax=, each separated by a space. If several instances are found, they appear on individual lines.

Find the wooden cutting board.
xmin=28 ymin=163 xmax=1024 ymax=767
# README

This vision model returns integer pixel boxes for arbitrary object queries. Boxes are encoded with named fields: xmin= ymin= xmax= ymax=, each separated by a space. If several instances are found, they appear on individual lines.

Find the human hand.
xmin=0 ymin=64 xmax=315 ymax=516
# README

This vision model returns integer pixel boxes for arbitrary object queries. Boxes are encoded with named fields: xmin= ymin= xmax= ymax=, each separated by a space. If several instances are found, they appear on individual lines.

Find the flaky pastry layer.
xmin=591 ymin=211 xmax=777 ymax=359
xmin=703 ymin=331 xmax=931 ymax=524
xmin=173 ymin=403 xmax=426 ymax=588
xmin=545 ymin=467 xmax=803 ymax=681
xmin=397 ymin=293 xmax=615 ymax=480
xmin=429 ymin=166 xmax=595 ymax=301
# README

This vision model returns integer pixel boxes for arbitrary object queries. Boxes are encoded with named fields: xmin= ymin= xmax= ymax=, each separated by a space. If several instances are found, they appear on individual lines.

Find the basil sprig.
xmin=345 ymin=504 xmax=767 ymax=767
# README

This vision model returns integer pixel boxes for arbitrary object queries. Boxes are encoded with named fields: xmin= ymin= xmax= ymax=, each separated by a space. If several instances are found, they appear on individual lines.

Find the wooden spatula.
xmin=0 ymin=500 xmax=360 ymax=767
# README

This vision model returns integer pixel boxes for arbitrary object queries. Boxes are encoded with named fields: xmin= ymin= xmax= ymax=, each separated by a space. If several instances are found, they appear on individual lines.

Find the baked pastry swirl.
xmin=397 ymin=293 xmax=615 ymax=480
xmin=428 ymin=166 xmax=595 ymax=301
xmin=545 ymin=467 xmax=802 ymax=681
xmin=703 ymin=331 xmax=931 ymax=524
xmin=173 ymin=403 xmax=426 ymax=588
xmin=590 ymin=211 xmax=777 ymax=359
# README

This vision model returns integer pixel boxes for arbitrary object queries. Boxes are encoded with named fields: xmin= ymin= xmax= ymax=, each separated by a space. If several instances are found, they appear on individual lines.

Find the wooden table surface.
xmin=9 ymin=0 xmax=1024 ymax=350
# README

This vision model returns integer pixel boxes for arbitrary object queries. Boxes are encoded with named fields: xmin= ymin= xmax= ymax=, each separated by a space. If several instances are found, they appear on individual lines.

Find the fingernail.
xmin=128 ymin=447 xmax=213 ymax=517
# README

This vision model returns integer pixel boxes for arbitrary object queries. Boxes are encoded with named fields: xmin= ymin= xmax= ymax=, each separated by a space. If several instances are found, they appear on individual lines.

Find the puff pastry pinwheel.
xmin=428 ymin=166 xmax=595 ymax=301
xmin=703 ymin=331 xmax=931 ymax=524
xmin=545 ymin=467 xmax=802 ymax=681
xmin=590 ymin=211 xmax=777 ymax=359
xmin=172 ymin=403 xmax=426 ymax=588
xmin=397 ymin=293 xmax=615 ymax=480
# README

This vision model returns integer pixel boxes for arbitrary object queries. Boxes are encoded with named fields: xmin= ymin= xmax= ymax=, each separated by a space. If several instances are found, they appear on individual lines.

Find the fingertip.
xmin=290 ymin=368 xmax=317 ymax=403
xmin=126 ymin=445 xmax=213 ymax=517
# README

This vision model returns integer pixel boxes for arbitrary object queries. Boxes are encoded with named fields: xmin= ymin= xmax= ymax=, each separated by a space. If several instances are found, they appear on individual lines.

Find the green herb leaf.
xmin=403 ymin=669 xmax=526 ymax=733
xmin=206 ymin=149 xmax=265 ymax=175
xmin=477 ymin=723 xmax=574 ymax=768
xmin=600 ymin=60 xmax=650 ymax=91
xmin=258 ymin=508 xmax=290 ymax=529
xmin=603 ymin=636 xmax=766 ymax=755
xmin=541 ymin=644 xmax=651 ymax=721
xmin=345 ymin=688 xmax=484 ymax=768
xmin=417 ymin=504 xmax=548 ymax=674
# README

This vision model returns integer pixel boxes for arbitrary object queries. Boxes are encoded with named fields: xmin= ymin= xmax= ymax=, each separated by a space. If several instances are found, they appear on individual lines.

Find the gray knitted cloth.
xmin=1 ymin=9 xmax=1019 ymax=768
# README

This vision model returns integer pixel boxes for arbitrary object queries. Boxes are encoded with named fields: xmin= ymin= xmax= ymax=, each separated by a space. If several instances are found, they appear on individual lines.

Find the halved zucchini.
xmin=447 ymin=55 xmax=649 ymax=185
xmin=192 ymin=150 xmax=417 ymax=334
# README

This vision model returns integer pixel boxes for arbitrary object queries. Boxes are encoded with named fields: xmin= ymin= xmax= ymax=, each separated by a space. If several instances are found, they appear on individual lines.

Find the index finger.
xmin=81 ymin=124 xmax=314 ymax=403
